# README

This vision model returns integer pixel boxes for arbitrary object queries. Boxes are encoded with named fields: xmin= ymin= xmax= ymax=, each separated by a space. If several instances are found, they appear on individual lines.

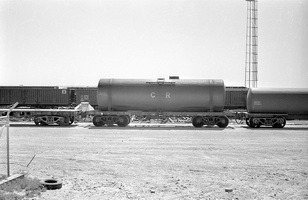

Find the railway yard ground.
xmin=1 ymin=120 xmax=308 ymax=199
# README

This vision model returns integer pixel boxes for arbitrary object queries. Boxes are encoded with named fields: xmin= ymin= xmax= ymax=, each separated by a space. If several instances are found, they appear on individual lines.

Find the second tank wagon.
xmin=245 ymin=88 xmax=308 ymax=128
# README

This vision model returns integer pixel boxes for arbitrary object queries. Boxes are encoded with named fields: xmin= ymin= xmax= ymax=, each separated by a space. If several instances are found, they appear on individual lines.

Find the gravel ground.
xmin=1 ymin=121 xmax=308 ymax=199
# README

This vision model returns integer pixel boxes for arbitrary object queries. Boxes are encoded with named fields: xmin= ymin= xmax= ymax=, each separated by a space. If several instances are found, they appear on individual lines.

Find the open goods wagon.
xmin=0 ymin=86 xmax=70 ymax=107
xmin=225 ymin=87 xmax=248 ymax=110
xmin=72 ymin=87 xmax=97 ymax=106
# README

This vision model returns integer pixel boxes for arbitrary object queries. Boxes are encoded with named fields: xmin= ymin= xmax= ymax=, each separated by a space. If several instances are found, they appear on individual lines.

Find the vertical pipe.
xmin=248 ymin=1 xmax=252 ymax=88
xmin=245 ymin=1 xmax=249 ymax=87
xmin=6 ymin=115 xmax=10 ymax=177
xmin=253 ymin=0 xmax=258 ymax=88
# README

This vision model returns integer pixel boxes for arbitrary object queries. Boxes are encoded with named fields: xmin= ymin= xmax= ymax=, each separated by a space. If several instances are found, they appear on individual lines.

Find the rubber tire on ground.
xmin=41 ymin=179 xmax=62 ymax=190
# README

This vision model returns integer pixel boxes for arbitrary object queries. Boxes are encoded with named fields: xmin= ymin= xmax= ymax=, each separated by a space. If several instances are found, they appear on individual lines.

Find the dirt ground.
xmin=1 ymin=121 xmax=308 ymax=199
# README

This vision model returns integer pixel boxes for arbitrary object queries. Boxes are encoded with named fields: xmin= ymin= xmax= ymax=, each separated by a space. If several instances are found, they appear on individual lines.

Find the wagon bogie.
xmin=92 ymin=115 xmax=130 ymax=127
xmin=246 ymin=116 xmax=286 ymax=128
xmin=192 ymin=115 xmax=229 ymax=128
xmin=33 ymin=115 xmax=71 ymax=126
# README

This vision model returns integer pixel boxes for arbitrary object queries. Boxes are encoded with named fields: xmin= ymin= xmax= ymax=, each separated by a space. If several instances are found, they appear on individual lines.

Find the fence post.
xmin=5 ymin=102 xmax=19 ymax=177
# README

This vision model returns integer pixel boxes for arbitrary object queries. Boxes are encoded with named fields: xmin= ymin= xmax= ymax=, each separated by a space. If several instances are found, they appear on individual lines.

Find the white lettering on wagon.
xmin=253 ymin=101 xmax=262 ymax=106
xmin=150 ymin=92 xmax=156 ymax=98
xmin=150 ymin=92 xmax=171 ymax=99
xmin=166 ymin=92 xmax=171 ymax=98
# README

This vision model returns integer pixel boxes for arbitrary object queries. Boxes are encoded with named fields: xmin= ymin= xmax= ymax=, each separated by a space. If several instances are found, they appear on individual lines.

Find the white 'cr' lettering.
xmin=150 ymin=92 xmax=171 ymax=98
xmin=166 ymin=92 xmax=171 ymax=98
xmin=150 ymin=92 xmax=155 ymax=98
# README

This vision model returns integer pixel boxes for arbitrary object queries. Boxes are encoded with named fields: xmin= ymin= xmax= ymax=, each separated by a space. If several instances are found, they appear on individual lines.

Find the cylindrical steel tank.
xmin=97 ymin=78 xmax=225 ymax=112
xmin=247 ymin=88 xmax=308 ymax=114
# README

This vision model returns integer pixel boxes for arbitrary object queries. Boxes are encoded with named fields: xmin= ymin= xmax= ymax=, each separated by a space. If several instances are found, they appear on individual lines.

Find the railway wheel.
xmin=34 ymin=117 xmax=47 ymax=126
xmin=117 ymin=115 xmax=130 ymax=127
xmin=69 ymin=117 xmax=74 ymax=125
xmin=59 ymin=116 xmax=70 ymax=126
xmin=217 ymin=116 xmax=229 ymax=128
xmin=93 ymin=115 xmax=105 ymax=127
xmin=245 ymin=118 xmax=252 ymax=127
xmin=272 ymin=117 xmax=286 ymax=128
xmin=249 ymin=117 xmax=261 ymax=128
xmin=192 ymin=116 xmax=203 ymax=128
xmin=34 ymin=117 xmax=40 ymax=125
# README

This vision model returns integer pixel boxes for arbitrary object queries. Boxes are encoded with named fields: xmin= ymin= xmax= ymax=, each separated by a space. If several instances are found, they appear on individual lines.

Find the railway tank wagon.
xmin=245 ymin=88 xmax=308 ymax=128
xmin=93 ymin=78 xmax=229 ymax=128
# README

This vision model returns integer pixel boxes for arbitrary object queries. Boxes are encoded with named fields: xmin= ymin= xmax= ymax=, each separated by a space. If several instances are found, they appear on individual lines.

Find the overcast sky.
xmin=0 ymin=0 xmax=307 ymax=88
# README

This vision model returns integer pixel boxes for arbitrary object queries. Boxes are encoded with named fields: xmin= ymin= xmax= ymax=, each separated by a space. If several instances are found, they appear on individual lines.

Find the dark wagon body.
xmin=225 ymin=87 xmax=248 ymax=110
xmin=245 ymin=88 xmax=308 ymax=128
xmin=97 ymin=78 xmax=225 ymax=112
xmin=1 ymin=84 xmax=247 ymax=110
xmin=0 ymin=86 xmax=75 ymax=126
xmin=247 ymin=88 xmax=308 ymax=116
xmin=37 ymin=88 xmax=69 ymax=106
xmin=73 ymin=87 xmax=98 ymax=106
xmin=0 ymin=87 xmax=37 ymax=105
xmin=93 ymin=78 xmax=229 ymax=128
xmin=0 ymin=86 xmax=69 ymax=107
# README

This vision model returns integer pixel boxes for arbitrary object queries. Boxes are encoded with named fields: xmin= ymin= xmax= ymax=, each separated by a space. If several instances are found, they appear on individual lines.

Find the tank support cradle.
xmin=192 ymin=115 xmax=229 ymax=128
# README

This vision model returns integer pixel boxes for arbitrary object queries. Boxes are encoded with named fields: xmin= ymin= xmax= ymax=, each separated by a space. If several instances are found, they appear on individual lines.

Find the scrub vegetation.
xmin=0 ymin=175 xmax=45 ymax=200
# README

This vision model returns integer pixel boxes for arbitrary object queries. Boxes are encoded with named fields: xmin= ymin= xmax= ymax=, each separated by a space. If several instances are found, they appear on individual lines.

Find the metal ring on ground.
xmin=41 ymin=178 xmax=62 ymax=190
